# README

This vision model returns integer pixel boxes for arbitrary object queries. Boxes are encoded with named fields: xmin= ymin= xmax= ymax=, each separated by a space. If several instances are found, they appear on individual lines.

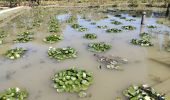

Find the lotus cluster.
xmin=106 ymin=28 xmax=122 ymax=33
xmin=0 ymin=29 xmax=7 ymax=45
xmin=52 ymin=68 xmax=93 ymax=93
xmin=48 ymin=18 xmax=60 ymax=33
xmin=14 ymin=31 xmax=34 ymax=43
xmin=131 ymin=32 xmax=153 ymax=47
xmin=83 ymin=33 xmax=97 ymax=40
xmin=43 ymin=34 xmax=62 ymax=44
xmin=110 ymin=20 xmax=122 ymax=25
xmin=88 ymin=42 xmax=112 ymax=52
xmin=71 ymin=24 xmax=87 ymax=32
xmin=48 ymin=47 xmax=77 ymax=61
xmin=165 ymin=41 xmax=170 ymax=52
xmin=97 ymin=25 xmax=107 ymax=29
xmin=66 ymin=15 xmax=77 ymax=24
xmin=125 ymin=19 xmax=136 ymax=21
xmin=5 ymin=47 xmax=27 ymax=60
xmin=147 ymin=25 xmax=157 ymax=29
xmin=123 ymin=84 xmax=165 ymax=100
xmin=0 ymin=87 xmax=28 ymax=100
xmin=122 ymin=25 xmax=136 ymax=30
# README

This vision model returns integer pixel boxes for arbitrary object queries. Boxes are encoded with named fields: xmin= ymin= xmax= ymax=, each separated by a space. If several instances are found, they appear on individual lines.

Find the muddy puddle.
xmin=0 ymin=7 xmax=170 ymax=100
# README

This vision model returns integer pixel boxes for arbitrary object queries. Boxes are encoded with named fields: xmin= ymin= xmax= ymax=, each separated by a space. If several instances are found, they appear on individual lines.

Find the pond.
xmin=0 ymin=7 xmax=170 ymax=100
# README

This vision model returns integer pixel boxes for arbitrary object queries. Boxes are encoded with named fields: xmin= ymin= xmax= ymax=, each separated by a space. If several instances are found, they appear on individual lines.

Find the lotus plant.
xmin=88 ymin=42 xmax=112 ymax=52
xmin=83 ymin=33 xmax=97 ymax=40
xmin=5 ymin=48 xmax=27 ymax=60
xmin=48 ymin=17 xmax=60 ymax=33
xmin=147 ymin=25 xmax=157 ymax=29
xmin=122 ymin=25 xmax=136 ymax=30
xmin=165 ymin=41 xmax=170 ymax=52
xmin=106 ymin=28 xmax=122 ymax=33
xmin=48 ymin=47 xmax=77 ymax=61
xmin=110 ymin=20 xmax=122 ymax=25
xmin=43 ymin=34 xmax=62 ymax=44
xmin=52 ymin=68 xmax=93 ymax=93
xmin=97 ymin=25 xmax=107 ymax=29
xmin=14 ymin=31 xmax=34 ymax=43
xmin=0 ymin=87 xmax=28 ymax=100
xmin=123 ymin=84 xmax=165 ymax=100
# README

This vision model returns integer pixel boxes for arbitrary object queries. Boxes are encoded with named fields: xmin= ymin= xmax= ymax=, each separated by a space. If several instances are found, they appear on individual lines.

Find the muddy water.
xmin=0 ymin=8 xmax=170 ymax=100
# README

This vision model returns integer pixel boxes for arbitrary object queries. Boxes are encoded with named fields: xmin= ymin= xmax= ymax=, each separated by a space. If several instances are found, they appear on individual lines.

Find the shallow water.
xmin=0 ymin=8 xmax=170 ymax=100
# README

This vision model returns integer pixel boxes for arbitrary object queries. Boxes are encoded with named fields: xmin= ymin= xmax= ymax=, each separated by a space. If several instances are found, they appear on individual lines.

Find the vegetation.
xmin=52 ymin=68 xmax=93 ymax=93
xmin=71 ymin=24 xmax=87 ymax=32
xmin=88 ymin=42 xmax=112 ymax=52
xmin=123 ymin=84 xmax=165 ymax=100
xmin=5 ymin=48 xmax=27 ymax=60
xmin=165 ymin=41 xmax=170 ymax=52
xmin=97 ymin=25 xmax=107 ymax=29
xmin=131 ymin=32 xmax=153 ymax=47
xmin=147 ymin=25 xmax=157 ymax=29
xmin=0 ymin=87 xmax=28 ymax=100
xmin=48 ymin=17 xmax=60 ymax=33
xmin=14 ymin=31 xmax=34 ymax=43
xmin=48 ymin=47 xmax=77 ymax=61
xmin=83 ymin=33 xmax=97 ymax=39
xmin=106 ymin=28 xmax=122 ymax=33
xmin=43 ymin=34 xmax=62 ymax=44
xmin=110 ymin=20 xmax=122 ymax=25
xmin=122 ymin=25 xmax=136 ymax=30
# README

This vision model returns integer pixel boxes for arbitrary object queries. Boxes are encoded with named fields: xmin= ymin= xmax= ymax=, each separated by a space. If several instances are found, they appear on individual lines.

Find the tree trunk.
xmin=166 ymin=3 xmax=170 ymax=17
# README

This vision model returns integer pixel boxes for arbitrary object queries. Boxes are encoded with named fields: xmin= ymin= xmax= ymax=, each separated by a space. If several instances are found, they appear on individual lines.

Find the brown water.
xmin=0 ymin=8 xmax=170 ymax=100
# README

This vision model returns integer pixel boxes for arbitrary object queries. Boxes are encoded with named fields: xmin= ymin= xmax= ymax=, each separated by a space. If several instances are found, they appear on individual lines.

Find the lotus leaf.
xmin=48 ymin=47 xmax=77 ymax=61
xmin=97 ymin=25 xmax=107 ymax=29
xmin=52 ymin=68 xmax=93 ymax=93
xmin=123 ymin=84 xmax=165 ymax=100
xmin=111 ymin=20 xmax=122 ymax=25
xmin=131 ymin=39 xmax=153 ymax=47
xmin=83 ymin=33 xmax=97 ymax=39
xmin=88 ymin=42 xmax=112 ymax=52
xmin=48 ymin=18 xmax=60 ymax=33
xmin=106 ymin=28 xmax=122 ymax=33
xmin=66 ymin=16 xmax=77 ymax=24
xmin=0 ymin=87 xmax=28 ymax=100
xmin=43 ymin=34 xmax=62 ymax=44
xmin=122 ymin=26 xmax=136 ymax=30
xmin=5 ymin=48 xmax=27 ymax=60
xmin=147 ymin=25 xmax=157 ymax=29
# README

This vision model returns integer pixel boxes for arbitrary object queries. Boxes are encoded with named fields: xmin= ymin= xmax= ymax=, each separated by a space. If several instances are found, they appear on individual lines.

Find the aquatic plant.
xmin=5 ymin=48 xmax=27 ymax=60
xmin=14 ymin=36 xmax=34 ymax=43
xmin=88 ymin=42 xmax=112 ymax=52
xmin=123 ymin=84 xmax=165 ymax=100
xmin=48 ymin=47 xmax=77 ymax=61
xmin=17 ymin=31 xmax=34 ymax=36
xmin=43 ymin=34 xmax=62 ymax=44
xmin=52 ymin=68 xmax=93 ymax=93
xmin=14 ymin=31 xmax=34 ymax=43
xmin=139 ymin=32 xmax=151 ymax=41
xmin=71 ymin=24 xmax=81 ymax=29
xmin=48 ymin=17 xmax=60 ymax=33
xmin=90 ymin=22 xmax=96 ymax=25
xmin=78 ymin=27 xmax=87 ymax=32
xmin=131 ymin=39 xmax=153 ymax=47
xmin=0 ymin=39 xmax=2 ymax=44
xmin=122 ymin=26 xmax=136 ymax=30
xmin=66 ymin=15 xmax=77 ymax=24
xmin=115 ymin=14 xmax=121 ymax=17
xmin=83 ymin=33 xmax=97 ymax=39
xmin=125 ymin=19 xmax=136 ymax=21
xmin=110 ymin=20 xmax=122 ymax=25
xmin=97 ymin=25 xmax=107 ymax=29
xmin=147 ymin=25 xmax=157 ymax=29
xmin=0 ymin=87 xmax=28 ymax=100
xmin=120 ymin=17 xmax=126 ymax=19
xmin=165 ymin=41 xmax=170 ymax=52
xmin=106 ymin=28 xmax=122 ymax=33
